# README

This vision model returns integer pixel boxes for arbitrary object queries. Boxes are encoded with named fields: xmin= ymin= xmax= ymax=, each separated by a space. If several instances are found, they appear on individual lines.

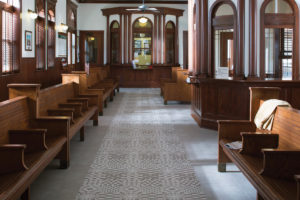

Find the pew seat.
xmin=218 ymin=87 xmax=300 ymax=200
xmin=0 ymin=96 xmax=69 ymax=200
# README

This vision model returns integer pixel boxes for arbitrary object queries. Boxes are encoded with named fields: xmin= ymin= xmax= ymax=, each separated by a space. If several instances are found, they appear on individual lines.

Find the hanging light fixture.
xmin=139 ymin=17 xmax=148 ymax=24
xmin=28 ymin=9 xmax=38 ymax=19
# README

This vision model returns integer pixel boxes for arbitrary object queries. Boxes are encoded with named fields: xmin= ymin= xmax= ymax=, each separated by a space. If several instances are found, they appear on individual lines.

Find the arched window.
xmin=165 ymin=21 xmax=175 ymax=65
xmin=209 ymin=1 xmax=237 ymax=79
xmin=36 ymin=1 xmax=46 ymax=70
xmin=133 ymin=17 xmax=152 ymax=67
xmin=110 ymin=21 xmax=120 ymax=64
xmin=260 ymin=0 xmax=299 ymax=80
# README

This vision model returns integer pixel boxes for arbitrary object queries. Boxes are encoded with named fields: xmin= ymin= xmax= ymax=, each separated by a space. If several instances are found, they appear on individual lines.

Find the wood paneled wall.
xmin=191 ymin=79 xmax=300 ymax=130
xmin=0 ymin=58 xmax=65 ymax=101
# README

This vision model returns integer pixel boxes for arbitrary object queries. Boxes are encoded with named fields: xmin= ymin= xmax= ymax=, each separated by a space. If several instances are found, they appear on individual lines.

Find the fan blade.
xmin=126 ymin=9 xmax=140 ymax=11
xmin=147 ymin=8 xmax=157 ymax=11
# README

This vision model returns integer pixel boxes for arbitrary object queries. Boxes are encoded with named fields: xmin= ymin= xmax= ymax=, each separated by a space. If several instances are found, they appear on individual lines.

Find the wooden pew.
xmin=8 ymin=83 xmax=98 ymax=143
xmin=218 ymin=87 xmax=300 ymax=200
xmin=160 ymin=66 xmax=181 ymax=96
xmin=89 ymin=66 xmax=119 ymax=95
xmin=163 ymin=69 xmax=191 ymax=105
xmin=0 ymin=96 xmax=69 ymax=200
xmin=62 ymin=72 xmax=111 ymax=116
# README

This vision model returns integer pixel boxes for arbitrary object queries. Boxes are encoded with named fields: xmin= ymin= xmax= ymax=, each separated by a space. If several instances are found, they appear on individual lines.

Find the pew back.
xmin=272 ymin=107 xmax=300 ymax=149
xmin=39 ymin=83 xmax=78 ymax=116
xmin=0 ymin=96 xmax=31 ymax=144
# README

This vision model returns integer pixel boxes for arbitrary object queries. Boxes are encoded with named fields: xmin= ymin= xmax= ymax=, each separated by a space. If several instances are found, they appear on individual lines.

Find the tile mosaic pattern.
xmin=76 ymin=89 xmax=206 ymax=200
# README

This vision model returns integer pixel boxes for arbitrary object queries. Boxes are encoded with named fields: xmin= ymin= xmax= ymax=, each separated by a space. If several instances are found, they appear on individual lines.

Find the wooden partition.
xmin=191 ymin=79 xmax=300 ymax=130
xmin=110 ymin=65 xmax=172 ymax=87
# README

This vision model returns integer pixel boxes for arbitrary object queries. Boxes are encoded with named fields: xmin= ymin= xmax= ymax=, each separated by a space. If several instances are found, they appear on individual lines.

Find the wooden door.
xmin=80 ymin=31 xmax=104 ymax=70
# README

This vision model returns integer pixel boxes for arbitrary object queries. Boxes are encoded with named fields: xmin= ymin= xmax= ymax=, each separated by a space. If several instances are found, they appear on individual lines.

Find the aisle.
xmin=76 ymin=88 xmax=206 ymax=199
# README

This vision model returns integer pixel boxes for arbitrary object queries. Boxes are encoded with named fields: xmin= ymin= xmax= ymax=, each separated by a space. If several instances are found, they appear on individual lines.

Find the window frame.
xmin=0 ymin=0 xmax=20 ymax=76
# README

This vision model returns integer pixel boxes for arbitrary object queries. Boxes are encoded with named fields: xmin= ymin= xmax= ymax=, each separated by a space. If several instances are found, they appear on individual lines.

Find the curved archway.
xmin=132 ymin=17 xmax=153 ymax=67
xmin=260 ymin=0 xmax=299 ymax=80
xmin=208 ymin=0 xmax=238 ymax=79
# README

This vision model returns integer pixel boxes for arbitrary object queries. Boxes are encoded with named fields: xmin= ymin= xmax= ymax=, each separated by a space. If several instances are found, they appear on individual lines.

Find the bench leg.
xmin=218 ymin=163 xmax=226 ymax=172
xmin=99 ymin=111 xmax=103 ymax=116
xmin=21 ymin=188 xmax=30 ymax=200
xmin=164 ymin=100 xmax=167 ymax=105
xmin=80 ymin=127 xmax=85 ymax=141
xmin=58 ymin=143 xmax=70 ymax=169
xmin=117 ymin=87 xmax=120 ymax=92
xmin=257 ymin=193 xmax=264 ymax=200
xmin=113 ymin=90 xmax=116 ymax=96
xmin=104 ymin=99 xmax=107 ymax=108
xmin=92 ymin=111 xmax=98 ymax=126
xmin=110 ymin=93 xmax=114 ymax=102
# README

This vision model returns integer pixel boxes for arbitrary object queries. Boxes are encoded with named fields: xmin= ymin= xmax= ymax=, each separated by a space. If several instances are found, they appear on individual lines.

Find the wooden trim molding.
xmin=237 ymin=0 xmax=245 ymax=78
xmin=163 ymin=14 xmax=166 ymax=64
xmin=124 ymin=14 xmax=127 ymax=64
xmin=128 ymin=14 xmax=132 ymax=63
xmin=101 ymin=7 xmax=184 ymax=16
xmin=259 ymin=0 xmax=299 ymax=80
xmin=119 ymin=14 xmax=123 ymax=64
xmin=79 ymin=0 xmax=187 ymax=4
xmin=106 ymin=15 xmax=110 ymax=64
xmin=200 ymin=0 xmax=208 ymax=76
xmin=158 ymin=14 xmax=162 ymax=64
xmin=175 ymin=16 xmax=179 ymax=65
xmin=248 ymin=0 xmax=257 ymax=78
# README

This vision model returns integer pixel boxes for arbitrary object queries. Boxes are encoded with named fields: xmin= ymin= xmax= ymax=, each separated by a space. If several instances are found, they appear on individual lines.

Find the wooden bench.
xmin=160 ymin=66 xmax=181 ymax=96
xmin=62 ymin=71 xmax=112 ymax=116
xmin=8 ymin=83 xmax=98 ymax=143
xmin=92 ymin=65 xmax=120 ymax=93
xmin=218 ymin=87 xmax=300 ymax=200
xmin=0 ymin=95 xmax=70 ymax=200
xmin=163 ymin=69 xmax=191 ymax=105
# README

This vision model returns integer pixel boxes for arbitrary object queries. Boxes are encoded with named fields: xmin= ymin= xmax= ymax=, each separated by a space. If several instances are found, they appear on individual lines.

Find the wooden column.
xmin=124 ymin=14 xmax=127 ymax=64
xmin=175 ymin=15 xmax=179 ymax=65
xmin=154 ymin=14 xmax=157 ymax=64
xmin=158 ymin=14 xmax=162 ymax=64
xmin=199 ymin=0 xmax=208 ymax=76
xmin=119 ymin=14 xmax=123 ymax=64
xmin=128 ymin=14 xmax=132 ymax=63
xmin=163 ymin=14 xmax=166 ymax=64
xmin=248 ymin=0 xmax=257 ymax=78
xmin=237 ymin=0 xmax=245 ymax=79
xmin=106 ymin=15 xmax=110 ymax=64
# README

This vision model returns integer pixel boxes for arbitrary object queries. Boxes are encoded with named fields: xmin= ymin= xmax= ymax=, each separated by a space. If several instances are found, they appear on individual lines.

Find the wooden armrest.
xmin=9 ymin=129 xmax=48 ymax=153
xmin=0 ymin=144 xmax=28 ymax=174
xmin=78 ymin=94 xmax=98 ymax=106
xmin=67 ymin=98 xmax=89 ymax=111
xmin=34 ymin=117 xmax=69 ymax=138
xmin=59 ymin=103 xmax=82 ymax=117
xmin=218 ymin=120 xmax=256 ymax=141
xmin=47 ymin=109 xmax=75 ymax=124
xmin=239 ymin=132 xmax=279 ymax=156
xmin=260 ymin=149 xmax=300 ymax=180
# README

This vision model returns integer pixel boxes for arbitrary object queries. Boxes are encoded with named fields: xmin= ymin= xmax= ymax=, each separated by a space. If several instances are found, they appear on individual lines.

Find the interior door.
xmin=80 ymin=31 xmax=104 ymax=70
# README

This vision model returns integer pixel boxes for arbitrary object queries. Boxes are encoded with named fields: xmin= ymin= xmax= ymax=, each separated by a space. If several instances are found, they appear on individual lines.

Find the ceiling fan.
xmin=126 ymin=0 xmax=159 ymax=12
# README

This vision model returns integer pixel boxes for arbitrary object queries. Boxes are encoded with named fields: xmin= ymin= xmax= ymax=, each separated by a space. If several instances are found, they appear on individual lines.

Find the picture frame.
xmin=25 ymin=31 xmax=32 ymax=51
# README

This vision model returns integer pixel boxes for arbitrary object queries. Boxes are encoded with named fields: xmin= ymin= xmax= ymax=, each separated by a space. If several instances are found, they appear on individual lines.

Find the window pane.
xmin=265 ymin=0 xmax=292 ymax=14
xmin=2 ymin=11 xmax=13 ymax=73
xmin=72 ymin=33 xmax=76 ymax=64
xmin=215 ymin=4 xmax=234 ymax=16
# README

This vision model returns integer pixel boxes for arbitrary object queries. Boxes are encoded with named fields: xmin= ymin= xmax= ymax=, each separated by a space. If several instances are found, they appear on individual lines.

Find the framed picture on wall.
xmin=25 ymin=31 xmax=32 ymax=51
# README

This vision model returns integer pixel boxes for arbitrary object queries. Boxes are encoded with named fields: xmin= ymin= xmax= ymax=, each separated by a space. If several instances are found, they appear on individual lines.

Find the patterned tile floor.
xmin=31 ymin=88 xmax=256 ymax=200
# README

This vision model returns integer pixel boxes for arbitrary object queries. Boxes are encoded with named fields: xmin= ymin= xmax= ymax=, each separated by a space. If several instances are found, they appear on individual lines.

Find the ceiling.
xmin=76 ymin=0 xmax=187 ymax=4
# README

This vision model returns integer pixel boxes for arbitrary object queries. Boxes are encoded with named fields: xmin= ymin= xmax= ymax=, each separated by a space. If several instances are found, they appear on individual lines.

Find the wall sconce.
xmin=139 ymin=17 xmax=148 ymax=24
xmin=28 ymin=9 xmax=38 ymax=19
xmin=60 ymin=23 xmax=69 ymax=31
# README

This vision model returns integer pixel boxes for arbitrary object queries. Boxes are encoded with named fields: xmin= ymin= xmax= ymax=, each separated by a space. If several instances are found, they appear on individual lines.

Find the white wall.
xmin=77 ymin=3 xmax=188 ymax=65
xmin=22 ymin=0 xmax=68 ymax=58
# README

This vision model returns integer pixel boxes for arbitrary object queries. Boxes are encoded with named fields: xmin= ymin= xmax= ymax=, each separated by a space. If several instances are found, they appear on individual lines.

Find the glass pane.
xmin=112 ymin=21 xmax=119 ymax=29
xmin=166 ymin=22 xmax=174 ymax=29
xmin=265 ymin=0 xmax=292 ymax=14
xmin=265 ymin=28 xmax=293 ymax=79
xmin=215 ymin=4 xmax=234 ymax=16
xmin=134 ymin=19 xmax=152 ymax=29
xmin=72 ymin=33 xmax=76 ymax=64
xmin=68 ymin=32 xmax=71 ymax=64
xmin=166 ymin=32 xmax=174 ymax=64
xmin=111 ymin=32 xmax=119 ymax=64
xmin=214 ymin=29 xmax=234 ymax=79
xmin=133 ymin=49 xmax=152 ymax=66
xmin=86 ymin=36 xmax=98 ymax=64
